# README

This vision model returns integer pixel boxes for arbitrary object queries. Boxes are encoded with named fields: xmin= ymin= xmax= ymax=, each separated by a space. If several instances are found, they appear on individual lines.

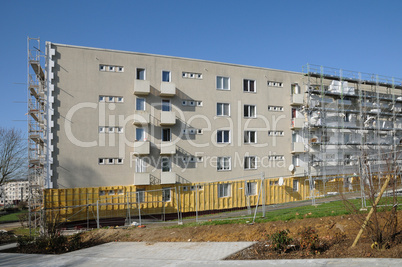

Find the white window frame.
xmin=136 ymin=68 xmax=146 ymax=80
xmin=136 ymin=98 xmax=146 ymax=111
xmin=107 ymin=158 xmax=114 ymax=165
xmin=244 ymin=156 xmax=257 ymax=170
xmin=98 ymin=158 xmax=105 ymax=165
xmin=162 ymin=187 xmax=171 ymax=202
xmin=162 ymin=70 xmax=171 ymax=82
xmin=218 ymin=183 xmax=231 ymax=198
xmin=216 ymin=76 xmax=230 ymax=90
xmin=135 ymin=158 xmax=146 ymax=173
xmin=99 ymin=126 xmax=105 ymax=133
xmin=245 ymin=182 xmax=257 ymax=196
xmin=244 ymin=105 xmax=256 ymax=118
xmin=293 ymin=180 xmax=299 ymax=192
xmin=107 ymin=96 xmax=114 ymax=102
xmin=116 ymin=158 xmax=123 ymax=164
xmin=244 ymin=131 xmax=257 ymax=144
xmin=99 ymin=96 xmax=106 ymax=102
xmin=117 ymin=96 xmax=124 ymax=103
xmin=243 ymin=79 xmax=256 ymax=92
xmin=162 ymin=99 xmax=171 ymax=112
xmin=217 ymin=130 xmax=230 ymax=144
xmin=136 ymin=188 xmax=145 ymax=203
xmin=136 ymin=128 xmax=145 ymax=141
xmin=217 ymin=103 xmax=230 ymax=116
xmin=217 ymin=157 xmax=231 ymax=171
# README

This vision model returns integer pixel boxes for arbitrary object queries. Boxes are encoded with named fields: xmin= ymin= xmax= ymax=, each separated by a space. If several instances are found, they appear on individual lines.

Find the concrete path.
xmin=0 ymin=242 xmax=401 ymax=267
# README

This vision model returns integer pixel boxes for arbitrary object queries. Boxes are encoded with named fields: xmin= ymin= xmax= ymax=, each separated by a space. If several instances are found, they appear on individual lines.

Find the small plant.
xmin=299 ymin=226 xmax=319 ymax=253
xmin=268 ymin=229 xmax=293 ymax=253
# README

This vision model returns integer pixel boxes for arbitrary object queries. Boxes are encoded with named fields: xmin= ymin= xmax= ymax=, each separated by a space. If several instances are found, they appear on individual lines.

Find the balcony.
xmin=291 ymin=118 xmax=304 ymax=129
xmin=133 ymin=111 xmax=150 ymax=125
xmin=160 ymin=111 xmax=176 ymax=126
xmin=160 ymin=142 xmax=176 ymax=155
xmin=134 ymin=80 xmax=150 ymax=95
xmin=134 ymin=173 xmax=150 ymax=185
xmin=291 ymin=94 xmax=304 ymax=106
xmin=291 ymin=142 xmax=305 ymax=153
xmin=161 ymin=172 xmax=176 ymax=184
xmin=133 ymin=141 xmax=150 ymax=155
xmin=160 ymin=82 xmax=176 ymax=97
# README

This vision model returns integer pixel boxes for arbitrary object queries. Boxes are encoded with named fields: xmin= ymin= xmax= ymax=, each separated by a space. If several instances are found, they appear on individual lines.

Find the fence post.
xmin=127 ymin=194 xmax=131 ymax=226
xmin=138 ymin=192 xmax=142 ymax=226
xmin=261 ymin=172 xmax=266 ymax=218
xmin=196 ymin=185 xmax=198 ymax=223
xmin=96 ymin=200 xmax=100 ymax=229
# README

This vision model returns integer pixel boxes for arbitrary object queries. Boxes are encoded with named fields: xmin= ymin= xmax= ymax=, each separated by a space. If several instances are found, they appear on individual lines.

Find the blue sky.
xmin=1 ymin=0 xmax=402 ymax=133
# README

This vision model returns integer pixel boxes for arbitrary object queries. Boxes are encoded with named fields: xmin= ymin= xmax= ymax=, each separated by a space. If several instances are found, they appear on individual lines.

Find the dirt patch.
xmin=78 ymin=212 xmax=402 ymax=259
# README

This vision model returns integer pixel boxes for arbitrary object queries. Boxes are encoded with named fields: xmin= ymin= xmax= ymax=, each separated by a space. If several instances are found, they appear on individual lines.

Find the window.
xmin=291 ymin=84 xmax=300 ymax=94
xmin=136 ymin=128 xmax=145 ymax=141
xmin=116 ymin=158 xmax=123 ymax=164
xmin=217 ymin=76 xmax=230 ymax=90
xmin=162 ymin=187 xmax=171 ymax=202
xmin=244 ymin=105 xmax=256 ymax=118
xmin=108 ymin=127 xmax=115 ymax=133
xmin=117 ymin=66 xmax=124 ymax=72
xmin=268 ymin=81 xmax=283 ymax=87
xmin=107 ymin=158 xmax=114 ymax=164
xmin=99 ymin=65 xmax=106 ymax=71
xmin=161 ymin=157 xmax=171 ymax=172
xmin=243 ymin=79 xmax=256 ymax=92
xmin=244 ymin=131 xmax=257 ymax=143
xmin=244 ymin=156 xmax=257 ymax=170
xmin=109 ymin=66 xmax=115 ymax=72
xmin=217 ymin=103 xmax=230 ymax=116
xmin=218 ymin=183 xmax=231 ymax=198
xmin=268 ymin=105 xmax=284 ymax=112
xmin=246 ymin=182 xmax=257 ymax=196
xmin=182 ymin=101 xmax=187 ymax=106
xmin=98 ymin=158 xmax=105 ymax=165
xmin=162 ymin=128 xmax=171 ymax=142
xmin=136 ymin=98 xmax=145 ymax=111
xmin=107 ymin=96 xmax=114 ymax=102
xmin=293 ymin=180 xmax=299 ymax=192
xmin=117 ymin=96 xmax=124 ymax=103
xmin=117 ymin=127 xmax=124 ymax=133
xmin=136 ymin=188 xmax=145 ymax=203
xmin=99 ymin=96 xmax=106 ymax=102
xmin=162 ymin=99 xmax=171 ymax=111
xmin=197 ymin=101 xmax=203 ymax=106
xmin=182 ymin=71 xmax=202 ymax=79
xmin=99 ymin=126 xmax=105 ymax=133
xmin=293 ymin=155 xmax=300 ymax=167
xmin=136 ymin=68 xmax=146 ymax=80
xmin=217 ymin=130 xmax=230 ymax=144
xmin=135 ymin=158 xmax=146 ymax=173
xmin=162 ymin=70 xmax=171 ymax=82
xmin=217 ymin=157 xmax=231 ymax=171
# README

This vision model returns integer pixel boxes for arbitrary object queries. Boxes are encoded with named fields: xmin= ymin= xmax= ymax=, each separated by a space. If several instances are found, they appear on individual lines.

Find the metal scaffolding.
xmin=27 ymin=37 xmax=47 ymax=235
xmin=300 ymin=64 xmax=402 ymax=202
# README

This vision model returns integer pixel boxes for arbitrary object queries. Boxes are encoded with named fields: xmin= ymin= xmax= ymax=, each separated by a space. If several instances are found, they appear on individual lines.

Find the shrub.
xmin=299 ymin=227 xmax=320 ymax=253
xmin=268 ymin=229 xmax=293 ymax=253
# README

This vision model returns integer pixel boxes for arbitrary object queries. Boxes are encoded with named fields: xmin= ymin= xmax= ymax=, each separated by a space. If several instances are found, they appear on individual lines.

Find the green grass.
xmin=167 ymin=196 xmax=402 ymax=229
xmin=0 ymin=209 xmax=28 ymax=222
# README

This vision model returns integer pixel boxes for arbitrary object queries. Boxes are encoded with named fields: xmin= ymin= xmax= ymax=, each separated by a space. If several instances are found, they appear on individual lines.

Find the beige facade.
xmin=0 ymin=181 xmax=29 ymax=205
xmin=45 ymin=43 xmax=402 ymax=189
xmin=48 ymin=43 xmax=304 ymax=188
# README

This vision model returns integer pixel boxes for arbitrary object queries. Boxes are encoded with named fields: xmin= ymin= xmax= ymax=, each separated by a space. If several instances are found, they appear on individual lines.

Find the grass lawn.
xmin=0 ymin=209 xmax=28 ymax=223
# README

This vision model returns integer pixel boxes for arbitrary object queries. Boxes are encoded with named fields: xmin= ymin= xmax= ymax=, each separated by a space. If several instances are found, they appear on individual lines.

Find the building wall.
xmin=50 ymin=44 xmax=303 ymax=188
xmin=0 ymin=181 xmax=29 ymax=205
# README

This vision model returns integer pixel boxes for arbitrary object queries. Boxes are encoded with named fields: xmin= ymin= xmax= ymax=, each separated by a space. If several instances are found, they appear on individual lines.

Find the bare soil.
xmin=78 ymin=212 xmax=402 ymax=259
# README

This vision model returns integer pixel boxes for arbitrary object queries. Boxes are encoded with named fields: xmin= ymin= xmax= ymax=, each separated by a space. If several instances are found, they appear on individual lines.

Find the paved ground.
xmin=0 ymin=242 xmax=401 ymax=267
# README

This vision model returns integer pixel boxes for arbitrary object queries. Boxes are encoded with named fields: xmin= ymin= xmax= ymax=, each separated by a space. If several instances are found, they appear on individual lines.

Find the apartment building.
xmin=27 ymin=41 xmax=402 ymax=190
xmin=0 ymin=180 xmax=29 ymax=205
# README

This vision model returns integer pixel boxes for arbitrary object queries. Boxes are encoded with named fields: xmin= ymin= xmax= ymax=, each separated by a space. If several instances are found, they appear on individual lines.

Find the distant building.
xmin=0 ymin=180 xmax=29 ymax=205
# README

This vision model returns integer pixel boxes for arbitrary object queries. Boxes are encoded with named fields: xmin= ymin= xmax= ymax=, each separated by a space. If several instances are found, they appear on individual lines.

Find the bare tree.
xmin=0 ymin=127 xmax=26 ymax=186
